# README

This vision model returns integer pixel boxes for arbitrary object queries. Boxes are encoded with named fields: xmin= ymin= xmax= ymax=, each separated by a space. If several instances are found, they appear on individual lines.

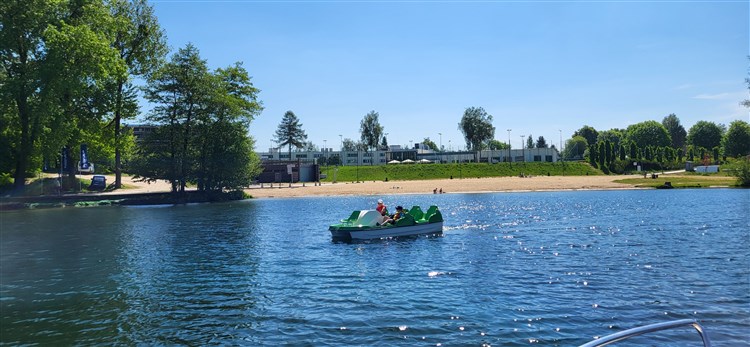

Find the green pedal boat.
xmin=329 ymin=205 xmax=444 ymax=240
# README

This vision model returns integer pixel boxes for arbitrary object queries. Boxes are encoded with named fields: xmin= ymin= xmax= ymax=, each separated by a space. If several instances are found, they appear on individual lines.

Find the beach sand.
xmin=244 ymin=175 xmax=637 ymax=198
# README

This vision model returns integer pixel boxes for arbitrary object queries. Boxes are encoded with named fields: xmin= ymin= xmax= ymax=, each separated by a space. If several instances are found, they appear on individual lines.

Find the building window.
xmin=546 ymin=155 xmax=553 ymax=162
xmin=533 ymin=155 xmax=542 ymax=162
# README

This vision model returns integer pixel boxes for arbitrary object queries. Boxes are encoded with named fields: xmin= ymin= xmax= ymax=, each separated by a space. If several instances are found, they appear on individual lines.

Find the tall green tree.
xmin=526 ymin=134 xmax=534 ymax=149
xmin=662 ymin=114 xmax=687 ymax=149
xmin=341 ymin=138 xmax=357 ymax=151
xmin=687 ymin=121 xmax=724 ymax=152
xmin=573 ymin=125 xmax=599 ymax=146
xmin=106 ymin=0 xmax=167 ymax=189
xmin=135 ymin=48 xmax=262 ymax=192
xmin=625 ymin=120 xmax=671 ymax=149
xmin=359 ymin=110 xmax=384 ymax=157
xmin=722 ymin=120 xmax=750 ymax=158
xmin=458 ymin=106 xmax=495 ymax=162
xmin=142 ymin=43 xmax=211 ymax=192
xmin=535 ymin=136 xmax=548 ymax=148
xmin=275 ymin=110 xmax=308 ymax=161
xmin=1 ymin=0 xmax=124 ymax=193
xmin=564 ymin=136 xmax=588 ymax=160
xmin=598 ymin=129 xmax=623 ymax=149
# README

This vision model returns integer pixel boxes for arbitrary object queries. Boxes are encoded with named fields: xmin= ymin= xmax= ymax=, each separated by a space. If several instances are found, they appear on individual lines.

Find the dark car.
xmin=89 ymin=175 xmax=106 ymax=191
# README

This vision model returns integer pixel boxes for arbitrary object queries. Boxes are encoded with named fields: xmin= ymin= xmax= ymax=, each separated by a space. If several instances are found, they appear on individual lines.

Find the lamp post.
xmin=384 ymin=132 xmax=389 ymax=162
xmin=507 ymin=129 xmax=512 ymax=164
xmin=520 ymin=135 xmax=526 ymax=162
xmin=438 ymin=132 xmax=442 ymax=163
xmin=559 ymin=129 xmax=563 ymax=160
xmin=338 ymin=134 xmax=343 ymax=166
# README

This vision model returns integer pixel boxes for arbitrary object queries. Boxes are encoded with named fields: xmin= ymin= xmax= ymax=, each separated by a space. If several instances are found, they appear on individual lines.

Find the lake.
xmin=1 ymin=189 xmax=748 ymax=346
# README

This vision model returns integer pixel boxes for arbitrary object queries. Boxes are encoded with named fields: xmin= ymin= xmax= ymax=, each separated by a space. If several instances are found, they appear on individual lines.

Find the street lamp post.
xmin=384 ymin=132 xmax=389 ymax=162
xmin=507 ymin=129 xmax=512 ymax=165
xmin=338 ymin=134 xmax=343 ymax=167
xmin=520 ymin=135 xmax=526 ymax=162
xmin=438 ymin=132 xmax=442 ymax=163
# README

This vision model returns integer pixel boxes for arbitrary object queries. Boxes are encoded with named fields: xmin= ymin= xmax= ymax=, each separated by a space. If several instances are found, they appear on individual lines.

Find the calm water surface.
xmin=1 ymin=189 xmax=748 ymax=346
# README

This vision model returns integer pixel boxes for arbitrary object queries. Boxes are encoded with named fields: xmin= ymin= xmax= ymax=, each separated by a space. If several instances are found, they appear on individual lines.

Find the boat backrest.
xmin=424 ymin=205 xmax=438 ymax=220
xmin=425 ymin=206 xmax=443 ymax=223
xmin=395 ymin=213 xmax=416 ymax=227
xmin=343 ymin=210 xmax=360 ymax=223
xmin=408 ymin=206 xmax=424 ymax=220
xmin=356 ymin=210 xmax=382 ymax=227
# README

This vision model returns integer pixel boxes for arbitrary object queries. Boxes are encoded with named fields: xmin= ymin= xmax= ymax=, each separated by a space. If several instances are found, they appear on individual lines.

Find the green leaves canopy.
xmin=722 ymin=120 xmax=750 ymax=158
xmin=625 ymin=120 xmax=671 ymax=149
xmin=275 ymin=110 xmax=308 ymax=158
xmin=360 ymin=110 xmax=384 ymax=152
xmin=458 ymin=106 xmax=495 ymax=152
xmin=687 ymin=120 xmax=724 ymax=151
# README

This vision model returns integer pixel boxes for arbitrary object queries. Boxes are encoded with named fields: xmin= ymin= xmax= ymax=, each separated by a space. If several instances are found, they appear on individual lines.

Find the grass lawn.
xmin=614 ymin=175 xmax=738 ymax=188
xmin=321 ymin=162 xmax=600 ymax=182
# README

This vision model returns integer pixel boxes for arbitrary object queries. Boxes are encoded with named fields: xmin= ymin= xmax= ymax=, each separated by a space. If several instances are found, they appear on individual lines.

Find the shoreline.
xmin=243 ymin=175 xmax=638 ymax=198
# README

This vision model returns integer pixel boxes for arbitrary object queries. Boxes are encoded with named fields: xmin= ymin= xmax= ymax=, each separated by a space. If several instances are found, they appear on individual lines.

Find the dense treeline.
xmin=1 ymin=0 xmax=262 ymax=195
xmin=564 ymin=116 xmax=750 ymax=174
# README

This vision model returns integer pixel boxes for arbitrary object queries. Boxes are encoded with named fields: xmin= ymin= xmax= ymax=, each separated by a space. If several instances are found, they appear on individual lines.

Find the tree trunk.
xmin=114 ymin=80 xmax=124 ymax=189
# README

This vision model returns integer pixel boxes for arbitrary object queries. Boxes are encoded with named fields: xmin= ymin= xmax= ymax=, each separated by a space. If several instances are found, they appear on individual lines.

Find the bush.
xmin=727 ymin=157 xmax=750 ymax=187
xmin=0 ymin=172 xmax=12 ymax=190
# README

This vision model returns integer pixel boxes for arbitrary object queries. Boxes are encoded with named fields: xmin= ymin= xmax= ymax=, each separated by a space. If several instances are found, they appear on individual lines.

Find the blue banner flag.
xmin=80 ymin=144 xmax=90 ymax=169
xmin=61 ymin=147 xmax=69 ymax=171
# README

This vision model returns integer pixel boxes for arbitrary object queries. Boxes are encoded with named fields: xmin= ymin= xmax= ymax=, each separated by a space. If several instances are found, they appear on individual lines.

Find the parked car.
xmin=78 ymin=161 xmax=95 ymax=174
xmin=89 ymin=175 xmax=106 ymax=191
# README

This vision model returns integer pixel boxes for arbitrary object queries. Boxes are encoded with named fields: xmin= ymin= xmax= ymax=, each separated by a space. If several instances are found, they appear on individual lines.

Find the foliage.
xmin=341 ymin=138 xmax=358 ymax=151
xmin=106 ymin=0 xmax=167 ymax=188
xmin=135 ymin=44 xmax=262 ymax=192
xmin=535 ymin=136 xmax=548 ymax=148
xmin=0 ymin=0 xmax=127 ymax=193
xmin=727 ymin=157 xmax=750 ymax=187
xmin=323 ymin=162 xmax=601 ymax=182
xmin=422 ymin=137 xmax=438 ymax=151
xmin=722 ymin=120 xmax=750 ymax=158
xmin=359 ymin=110 xmax=384 ymax=152
xmin=662 ymin=114 xmax=687 ymax=149
xmin=526 ymin=134 xmax=534 ymax=149
xmin=625 ymin=120 xmax=671 ymax=149
xmin=687 ymin=120 xmax=724 ymax=151
xmin=489 ymin=139 xmax=509 ymax=150
xmin=275 ymin=110 xmax=308 ymax=160
xmin=564 ymin=136 xmax=588 ymax=160
xmin=573 ymin=125 xmax=599 ymax=146
xmin=458 ymin=107 xmax=495 ymax=160
xmin=598 ymin=129 xmax=623 ymax=149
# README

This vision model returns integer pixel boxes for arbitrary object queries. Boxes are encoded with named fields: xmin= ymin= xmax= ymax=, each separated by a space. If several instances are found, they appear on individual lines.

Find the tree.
xmin=535 ymin=136 xmax=547 ymax=148
xmin=359 ymin=110 xmax=383 ymax=153
xmin=489 ymin=139 xmax=509 ymax=150
xmin=422 ymin=137 xmax=438 ymax=151
xmin=106 ymin=0 xmax=167 ymax=189
xmin=458 ymin=106 xmax=495 ymax=162
xmin=625 ymin=120 xmax=671 ymax=149
xmin=275 ymin=110 xmax=308 ymax=161
xmin=598 ymin=129 xmax=624 ymax=149
xmin=380 ymin=135 xmax=388 ymax=151
xmin=135 ymin=48 xmax=262 ymax=192
xmin=573 ymin=125 xmax=599 ymax=146
xmin=1 ymin=0 xmax=125 ymax=193
xmin=341 ymin=138 xmax=357 ymax=151
xmin=564 ymin=136 xmax=588 ymax=160
xmin=687 ymin=121 xmax=724 ymax=151
xmin=526 ymin=134 xmax=534 ymax=149
xmin=662 ymin=114 xmax=687 ymax=149
xmin=721 ymin=120 xmax=750 ymax=158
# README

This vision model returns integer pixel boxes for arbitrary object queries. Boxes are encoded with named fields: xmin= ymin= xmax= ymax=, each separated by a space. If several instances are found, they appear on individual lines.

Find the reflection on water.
xmin=1 ymin=189 xmax=748 ymax=345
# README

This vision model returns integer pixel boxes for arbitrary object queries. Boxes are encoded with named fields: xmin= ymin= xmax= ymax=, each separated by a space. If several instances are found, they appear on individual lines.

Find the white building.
xmin=257 ymin=147 xmax=559 ymax=166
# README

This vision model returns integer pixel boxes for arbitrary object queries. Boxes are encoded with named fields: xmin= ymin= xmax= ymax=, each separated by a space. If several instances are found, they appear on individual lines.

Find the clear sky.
xmin=148 ymin=0 xmax=749 ymax=152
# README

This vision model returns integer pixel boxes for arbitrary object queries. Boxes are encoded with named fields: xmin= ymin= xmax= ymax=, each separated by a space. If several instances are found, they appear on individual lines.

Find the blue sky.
xmin=148 ymin=0 xmax=748 ymax=151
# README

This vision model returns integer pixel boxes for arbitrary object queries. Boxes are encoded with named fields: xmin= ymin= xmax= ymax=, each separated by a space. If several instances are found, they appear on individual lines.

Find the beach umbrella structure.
xmin=418 ymin=159 xmax=432 ymax=164
xmin=388 ymin=160 xmax=401 ymax=164
xmin=402 ymin=159 xmax=415 ymax=164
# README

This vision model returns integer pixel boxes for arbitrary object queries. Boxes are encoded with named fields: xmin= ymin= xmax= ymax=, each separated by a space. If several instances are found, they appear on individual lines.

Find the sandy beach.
xmin=243 ymin=175 xmax=637 ymax=198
